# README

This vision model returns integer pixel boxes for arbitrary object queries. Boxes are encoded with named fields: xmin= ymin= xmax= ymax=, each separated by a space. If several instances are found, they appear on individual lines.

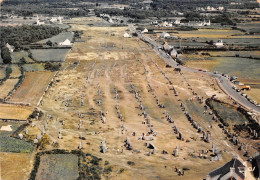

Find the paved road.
xmin=129 ymin=25 xmax=260 ymax=114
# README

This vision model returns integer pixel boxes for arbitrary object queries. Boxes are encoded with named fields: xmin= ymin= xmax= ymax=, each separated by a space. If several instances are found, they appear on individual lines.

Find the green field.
xmin=36 ymin=154 xmax=79 ymax=180
xmin=30 ymin=49 xmax=70 ymax=62
xmin=37 ymin=32 xmax=74 ymax=44
xmin=210 ymin=101 xmax=248 ymax=125
xmin=0 ymin=136 xmax=34 ymax=153
xmin=11 ymin=51 xmax=34 ymax=63
xmin=22 ymin=63 xmax=45 ymax=71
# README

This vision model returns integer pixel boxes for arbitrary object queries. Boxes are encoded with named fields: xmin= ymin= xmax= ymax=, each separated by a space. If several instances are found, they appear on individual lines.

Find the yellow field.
xmin=0 ymin=79 xmax=19 ymax=99
xmin=0 ymin=103 xmax=33 ymax=120
xmin=0 ymin=152 xmax=34 ymax=180
xmin=9 ymin=64 xmax=21 ymax=78
xmin=175 ymin=29 xmax=244 ymax=38
xmin=9 ymin=71 xmax=55 ymax=106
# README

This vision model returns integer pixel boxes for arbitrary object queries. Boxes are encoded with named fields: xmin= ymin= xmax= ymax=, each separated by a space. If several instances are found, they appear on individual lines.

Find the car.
xmin=213 ymin=71 xmax=219 ymax=74
xmin=203 ymin=69 xmax=207 ymax=72
xmin=236 ymin=89 xmax=241 ymax=92
xmin=240 ymin=92 xmax=245 ymax=96
xmin=198 ymin=69 xmax=203 ymax=71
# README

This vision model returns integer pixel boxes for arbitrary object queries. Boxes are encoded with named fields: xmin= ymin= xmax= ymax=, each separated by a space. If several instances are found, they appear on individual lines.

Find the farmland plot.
xmin=22 ymin=63 xmax=45 ymax=71
xmin=0 ymin=103 xmax=33 ymax=120
xmin=35 ymin=154 xmax=79 ymax=180
xmin=30 ymin=49 xmax=70 ymax=62
xmin=0 ymin=79 xmax=19 ymax=99
xmin=0 ymin=65 xmax=5 ymax=79
xmin=0 ymin=152 xmax=34 ymax=180
xmin=9 ymin=71 xmax=55 ymax=106
xmin=11 ymin=51 xmax=34 ymax=63
xmin=9 ymin=64 xmax=21 ymax=78
xmin=37 ymin=32 xmax=74 ymax=44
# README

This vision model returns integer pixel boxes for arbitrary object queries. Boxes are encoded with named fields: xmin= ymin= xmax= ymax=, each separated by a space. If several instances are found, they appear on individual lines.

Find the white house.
xmin=141 ymin=28 xmax=148 ymax=34
xmin=206 ymin=158 xmax=246 ymax=180
xmin=59 ymin=39 xmax=72 ymax=46
xmin=36 ymin=16 xmax=45 ymax=25
xmin=160 ymin=32 xmax=170 ymax=38
xmin=6 ymin=43 xmax=14 ymax=52
xmin=123 ymin=32 xmax=131 ymax=38
xmin=214 ymin=40 xmax=224 ymax=48
xmin=174 ymin=19 xmax=181 ymax=25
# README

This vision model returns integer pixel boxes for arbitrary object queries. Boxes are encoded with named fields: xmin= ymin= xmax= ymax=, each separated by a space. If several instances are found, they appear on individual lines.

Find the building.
xmin=141 ymin=28 xmax=148 ymax=34
xmin=36 ymin=16 xmax=45 ymax=25
xmin=59 ymin=39 xmax=72 ymax=46
xmin=188 ymin=19 xmax=210 ymax=27
xmin=160 ymin=32 xmax=170 ymax=38
xmin=206 ymin=158 xmax=246 ymax=180
xmin=214 ymin=40 xmax=224 ymax=48
xmin=6 ymin=43 xmax=14 ymax=52
xmin=123 ymin=32 xmax=131 ymax=38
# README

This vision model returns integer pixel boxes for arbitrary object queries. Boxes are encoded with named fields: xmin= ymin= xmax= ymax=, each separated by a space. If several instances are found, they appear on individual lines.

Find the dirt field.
xmin=17 ymin=17 xmax=258 ymax=179
xmin=0 ymin=152 xmax=34 ymax=180
xmin=0 ymin=103 xmax=33 ymax=120
xmin=9 ymin=71 xmax=55 ymax=106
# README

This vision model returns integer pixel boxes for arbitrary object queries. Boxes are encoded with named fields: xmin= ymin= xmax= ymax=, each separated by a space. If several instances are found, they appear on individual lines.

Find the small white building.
xmin=214 ymin=40 xmax=224 ymax=48
xmin=160 ymin=32 xmax=170 ymax=38
xmin=6 ymin=43 xmax=14 ymax=52
xmin=141 ymin=28 xmax=148 ymax=34
xmin=174 ymin=19 xmax=181 ymax=25
xmin=123 ymin=32 xmax=131 ymax=38
xmin=59 ymin=39 xmax=72 ymax=46
xmin=36 ymin=16 xmax=45 ymax=25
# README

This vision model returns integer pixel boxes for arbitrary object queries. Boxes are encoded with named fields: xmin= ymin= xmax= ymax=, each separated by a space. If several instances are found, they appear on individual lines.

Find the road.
xmin=129 ymin=25 xmax=260 ymax=114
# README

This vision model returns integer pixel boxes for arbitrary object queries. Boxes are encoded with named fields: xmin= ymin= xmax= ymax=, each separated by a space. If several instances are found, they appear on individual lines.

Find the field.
xmin=22 ymin=63 xmax=45 ymax=71
xmin=0 ymin=103 xmax=33 ymax=120
xmin=0 ymin=152 xmax=34 ymax=180
xmin=30 ymin=49 xmax=71 ymax=62
xmin=0 ymin=78 xmax=19 ymax=99
xmin=11 ymin=51 xmax=34 ymax=63
xmin=37 ymin=32 xmax=74 ymax=44
xmin=9 ymin=64 xmax=21 ymax=78
xmin=9 ymin=71 xmax=55 ymax=106
xmin=35 ymin=154 xmax=79 ymax=180
xmin=0 ymin=136 xmax=34 ymax=153
xmin=0 ymin=65 xmax=6 ymax=79
xmin=18 ymin=16 xmax=258 ymax=180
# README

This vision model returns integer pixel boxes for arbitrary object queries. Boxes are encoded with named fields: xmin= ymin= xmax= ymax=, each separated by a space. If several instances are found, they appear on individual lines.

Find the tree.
xmin=1 ymin=47 xmax=12 ymax=64
xmin=46 ymin=40 xmax=53 ymax=46
xmin=20 ymin=57 xmax=27 ymax=64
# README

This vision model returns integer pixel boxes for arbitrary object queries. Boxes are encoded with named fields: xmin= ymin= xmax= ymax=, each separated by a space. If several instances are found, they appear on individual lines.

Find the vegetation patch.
xmin=30 ymin=49 xmax=70 ymax=62
xmin=0 ymin=136 xmax=34 ymax=153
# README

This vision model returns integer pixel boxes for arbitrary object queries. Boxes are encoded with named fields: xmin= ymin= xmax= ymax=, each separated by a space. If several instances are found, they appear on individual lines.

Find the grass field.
xmin=0 ymin=152 xmax=34 ymax=180
xmin=22 ymin=63 xmax=45 ymax=71
xmin=0 ymin=121 xmax=24 ymax=136
xmin=30 ymin=49 xmax=70 ymax=62
xmin=0 ymin=79 xmax=19 ymax=99
xmin=35 ymin=154 xmax=79 ymax=180
xmin=9 ymin=64 xmax=21 ymax=78
xmin=11 ymin=51 xmax=34 ymax=63
xmin=0 ymin=103 xmax=33 ymax=120
xmin=37 ymin=32 xmax=74 ymax=44
xmin=0 ymin=136 xmax=34 ymax=153
xmin=9 ymin=71 xmax=55 ymax=106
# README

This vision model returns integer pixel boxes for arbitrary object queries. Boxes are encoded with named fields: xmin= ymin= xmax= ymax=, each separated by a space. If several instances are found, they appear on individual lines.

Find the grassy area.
xmin=210 ymin=101 xmax=248 ymax=125
xmin=22 ymin=63 xmax=45 ymax=71
xmin=35 ymin=154 xmax=79 ymax=180
xmin=37 ymin=32 xmax=74 ymax=44
xmin=30 ymin=49 xmax=70 ymax=62
xmin=11 ymin=51 xmax=34 ymax=63
xmin=0 ymin=136 xmax=34 ymax=153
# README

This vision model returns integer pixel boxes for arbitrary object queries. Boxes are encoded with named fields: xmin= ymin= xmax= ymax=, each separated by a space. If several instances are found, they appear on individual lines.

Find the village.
xmin=0 ymin=0 xmax=260 ymax=179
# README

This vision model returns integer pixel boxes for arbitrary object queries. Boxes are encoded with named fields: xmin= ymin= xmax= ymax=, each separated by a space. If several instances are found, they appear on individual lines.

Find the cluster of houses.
xmin=35 ymin=15 xmax=63 ymax=25
xmin=196 ymin=6 xmax=225 ymax=12
xmin=99 ymin=14 xmax=123 ymax=24
xmin=150 ymin=19 xmax=211 ymax=27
